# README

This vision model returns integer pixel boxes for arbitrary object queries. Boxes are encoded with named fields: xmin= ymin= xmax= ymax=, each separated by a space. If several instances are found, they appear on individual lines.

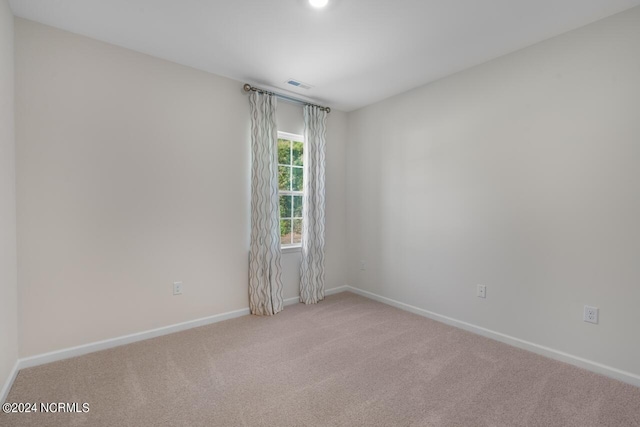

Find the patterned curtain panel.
xmin=300 ymin=105 xmax=327 ymax=304
xmin=248 ymin=92 xmax=284 ymax=316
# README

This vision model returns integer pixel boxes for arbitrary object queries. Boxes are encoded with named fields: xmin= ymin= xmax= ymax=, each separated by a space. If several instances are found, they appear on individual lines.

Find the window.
xmin=277 ymin=132 xmax=304 ymax=248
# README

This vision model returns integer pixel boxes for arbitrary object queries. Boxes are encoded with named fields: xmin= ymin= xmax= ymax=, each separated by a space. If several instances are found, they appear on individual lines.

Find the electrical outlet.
xmin=173 ymin=281 xmax=183 ymax=296
xmin=360 ymin=261 xmax=365 ymax=271
xmin=477 ymin=284 xmax=486 ymax=298
xmin=584 ymin=305 xmax=598 ymax=324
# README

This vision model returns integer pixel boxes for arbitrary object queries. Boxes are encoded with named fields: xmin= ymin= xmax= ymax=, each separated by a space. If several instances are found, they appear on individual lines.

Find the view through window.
xmin=277 ymin=132 xmax=304 ymax=247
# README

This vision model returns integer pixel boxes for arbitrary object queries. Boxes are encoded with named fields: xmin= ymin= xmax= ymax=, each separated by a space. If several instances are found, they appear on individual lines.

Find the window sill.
xmin=281 ymin=245 xmax=302 ymax=254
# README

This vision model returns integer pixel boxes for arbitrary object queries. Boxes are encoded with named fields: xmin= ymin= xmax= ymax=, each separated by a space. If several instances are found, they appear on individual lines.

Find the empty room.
xmin=1 ymin=0 xmax=640 ymax=425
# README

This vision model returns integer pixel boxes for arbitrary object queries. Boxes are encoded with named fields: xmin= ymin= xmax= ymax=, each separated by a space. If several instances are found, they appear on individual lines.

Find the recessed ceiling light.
xmin=309 ymin=0 xmax=328 ymax=8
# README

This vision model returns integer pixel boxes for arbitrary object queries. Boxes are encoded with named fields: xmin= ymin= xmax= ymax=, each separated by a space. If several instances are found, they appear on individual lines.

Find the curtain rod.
xmin=243 ymin=83 xmax=331 ymax=113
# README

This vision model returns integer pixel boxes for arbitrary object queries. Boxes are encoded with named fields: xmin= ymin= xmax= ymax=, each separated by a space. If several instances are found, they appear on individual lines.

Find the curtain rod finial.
xmin=243 ymin=84 xmax=252 ymax=92
xmin=325 ymin=107 xmax=331 ymax=113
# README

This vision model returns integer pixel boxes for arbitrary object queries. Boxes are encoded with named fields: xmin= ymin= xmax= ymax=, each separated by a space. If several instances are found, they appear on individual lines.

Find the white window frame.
xmin=278 ymin=131 xmax=304 ymax=252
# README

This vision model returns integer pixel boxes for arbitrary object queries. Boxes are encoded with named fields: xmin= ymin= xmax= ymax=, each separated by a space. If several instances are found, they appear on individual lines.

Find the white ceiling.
xmin=9 ymin=0 xmax=640 ymax=111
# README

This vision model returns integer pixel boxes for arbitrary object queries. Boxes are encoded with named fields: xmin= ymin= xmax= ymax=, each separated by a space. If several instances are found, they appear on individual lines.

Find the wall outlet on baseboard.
xmin=477 ymin=284 xmax=486 ymax=298
xmin=584 ymin=305 xmax=598 ymax=324
xmin=173 ymin=281 xmax=183 ymax=296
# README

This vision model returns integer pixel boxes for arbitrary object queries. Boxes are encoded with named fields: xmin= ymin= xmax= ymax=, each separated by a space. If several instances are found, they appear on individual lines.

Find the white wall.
xmin=15 ymin=18 xmax=348 ymax=357
xmin=0 ymin=0 xmax=18 ymax=400
xmin=347 ymin=6 xmax=640 ymax=376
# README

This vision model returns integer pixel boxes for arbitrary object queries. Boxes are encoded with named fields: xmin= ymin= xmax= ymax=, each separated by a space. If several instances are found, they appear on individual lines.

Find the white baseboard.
xmin=345 ymin=286 xmax=640 ymax=388
xmin=1 ymin=360 xmax=19 ymax=404
xmin=326 ymin=286 xmax=348 ymax=295
xmin=18 ymin=307 xmax=252 ymax=371
xmin=284 ymin=296 xmax=299 ymax=306
xmin=284 ymin=285 xmax=348 ymax=306
xmin=14 ymin=285 xmax=349 ymax=376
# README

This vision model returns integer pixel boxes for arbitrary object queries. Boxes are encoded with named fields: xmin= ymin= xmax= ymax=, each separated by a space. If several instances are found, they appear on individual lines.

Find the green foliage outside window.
xmin=278 ymin=137 xmax=304 ymax=245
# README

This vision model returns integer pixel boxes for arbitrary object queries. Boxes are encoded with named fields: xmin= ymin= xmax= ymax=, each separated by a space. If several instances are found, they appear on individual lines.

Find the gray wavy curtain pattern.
xmin=248 ymin=92 xmax=284 ymax=316
xmin=300 ymin=105 xmax=327 ymax=304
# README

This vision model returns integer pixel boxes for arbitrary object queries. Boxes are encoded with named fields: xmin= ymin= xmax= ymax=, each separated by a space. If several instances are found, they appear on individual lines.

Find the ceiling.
xmin=9 ymin=0 xmax=640 ymax=111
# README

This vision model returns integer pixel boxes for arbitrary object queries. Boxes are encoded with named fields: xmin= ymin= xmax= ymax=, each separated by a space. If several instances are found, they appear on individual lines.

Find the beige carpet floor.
xmin=2 ymin=292 xmax=639 ymax=427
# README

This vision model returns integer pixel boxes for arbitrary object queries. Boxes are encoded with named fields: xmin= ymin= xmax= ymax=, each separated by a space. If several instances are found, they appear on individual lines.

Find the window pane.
xmin=278 ymin=166 xmax=291 ymax=191
xmin=278 ymin=139 xmax=291 ymax=165
xmin=279 ymin=195 xmax=292 ymax=218
xmin=292 ymin=140 xmax=304 ymax=166
xmin=292 ymin=219 xmax=302 ymax=244
xmin=280 ymin=219 xmax=292 ymax=246
xmin=292 ymin=167 xmax=303 ymax=191
xmin=293 ymin=195 xmax=303 ymax=217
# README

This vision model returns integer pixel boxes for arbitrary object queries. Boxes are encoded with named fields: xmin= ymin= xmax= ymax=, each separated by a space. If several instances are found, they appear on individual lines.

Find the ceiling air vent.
xmin=286 ymin=79 xmax=313 ymax=90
